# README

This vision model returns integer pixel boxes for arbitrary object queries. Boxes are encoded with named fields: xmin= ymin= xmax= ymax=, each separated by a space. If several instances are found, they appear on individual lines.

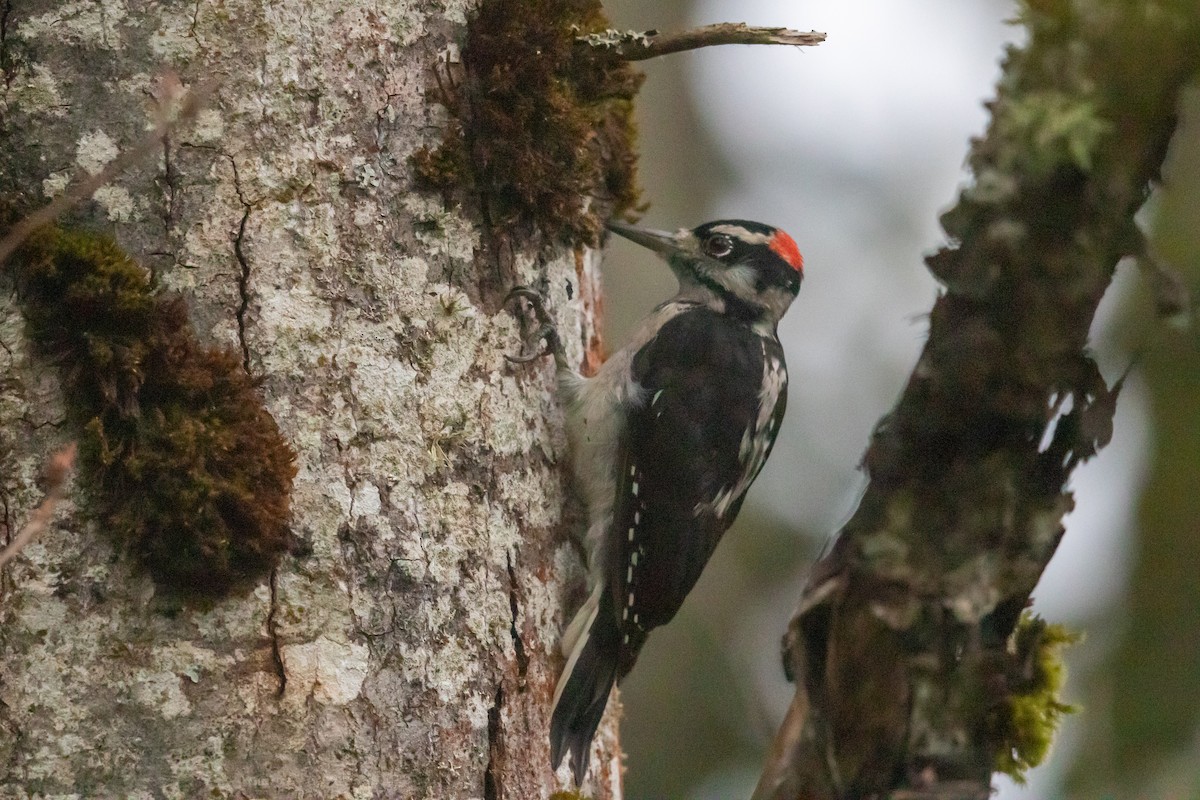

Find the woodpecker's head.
xmin=607 ymin=219 xmax=803 ymax=326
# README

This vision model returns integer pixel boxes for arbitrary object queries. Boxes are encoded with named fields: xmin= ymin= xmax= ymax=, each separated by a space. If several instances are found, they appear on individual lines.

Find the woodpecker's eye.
xmin=704 ymin=234 xmax=733 ymax=259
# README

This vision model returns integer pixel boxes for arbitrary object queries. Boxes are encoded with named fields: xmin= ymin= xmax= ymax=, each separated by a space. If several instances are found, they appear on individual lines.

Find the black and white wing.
xmin=611 ymin=307 xmax=787 ymax=677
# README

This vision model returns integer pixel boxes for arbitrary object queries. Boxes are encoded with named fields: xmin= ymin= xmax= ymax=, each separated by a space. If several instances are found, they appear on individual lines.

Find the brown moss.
xmin=412 ymin=0 xmax=644 ymax=247
xmin=10 ymin=224 xmax=296 ymax=598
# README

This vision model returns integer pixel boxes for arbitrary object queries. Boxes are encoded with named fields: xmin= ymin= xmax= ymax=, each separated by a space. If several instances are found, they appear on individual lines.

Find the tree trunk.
xmin=754 ymin=2 xmax=1200 ymax=798
xmin=0 ymin=1 xmax=618 ymax=797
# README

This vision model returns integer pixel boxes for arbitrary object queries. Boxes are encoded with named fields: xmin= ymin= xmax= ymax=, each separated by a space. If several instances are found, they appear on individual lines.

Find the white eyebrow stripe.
xmin=709 ymin=224 xmax=771 ymax=244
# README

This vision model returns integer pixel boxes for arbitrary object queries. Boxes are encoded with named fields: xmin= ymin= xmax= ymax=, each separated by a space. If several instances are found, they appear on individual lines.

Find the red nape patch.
xmin=769 ymin=231 xmax=804 ymax=272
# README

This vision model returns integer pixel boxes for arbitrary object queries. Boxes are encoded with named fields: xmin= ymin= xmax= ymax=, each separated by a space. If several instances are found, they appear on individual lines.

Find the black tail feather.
xmin=550 ymin=591 xmax=620 ymax=783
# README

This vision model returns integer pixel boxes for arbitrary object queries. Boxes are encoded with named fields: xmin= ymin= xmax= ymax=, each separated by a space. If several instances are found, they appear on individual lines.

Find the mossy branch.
xmin=578 ymin=23 xmax=825 ymax=61
xmin=752 ymin=2 xmax=1200 ymax=798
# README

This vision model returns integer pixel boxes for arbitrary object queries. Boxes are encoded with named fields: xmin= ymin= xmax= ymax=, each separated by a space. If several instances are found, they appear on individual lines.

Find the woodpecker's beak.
xmin=606 ymin=220 xmax=685 ymax=258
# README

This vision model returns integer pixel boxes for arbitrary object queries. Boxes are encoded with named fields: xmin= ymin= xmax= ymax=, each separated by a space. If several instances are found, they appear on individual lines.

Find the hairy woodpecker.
xmin=509 ymin=219 xmax=804 ymax=782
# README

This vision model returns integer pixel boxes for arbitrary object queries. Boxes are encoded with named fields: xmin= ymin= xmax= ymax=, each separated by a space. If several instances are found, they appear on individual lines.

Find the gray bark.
xmin=0 ymin=1 xmax=616 ymax=797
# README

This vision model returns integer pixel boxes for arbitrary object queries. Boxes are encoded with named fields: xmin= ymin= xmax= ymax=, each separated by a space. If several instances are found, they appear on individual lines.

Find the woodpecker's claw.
xmin=507 ymin=286 xmax=551 ymax=322
xmin=506 ymin=325 xmax=560 ymax=363
xmin=506 ymin=286 xmax=565 ymax=367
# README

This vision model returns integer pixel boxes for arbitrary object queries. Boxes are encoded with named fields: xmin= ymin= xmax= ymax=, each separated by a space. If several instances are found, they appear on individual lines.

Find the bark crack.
xmin=0 ymin=697 xmax=23 ymax=784
xmin=0 ymin=0 xmax=16 ymax=92
xmin=233 ymin=203 xmax=252 ymax=374
xmin=151 ymin=134 xmax=180 ymax=287
xmin=0 ymin=490 xmax=11 ymax=595
xmin=188 ymin=0 xmax=202 ymax=39
xmin=161 ymin=135 xmax=177 ymax=238
xmin=226 ymin=151 xmax=254 ymax=375
xmin=505 ymin=552 xmax=529 ymax=682
xmin=267 ymin=565 xmax=286 ymax=697
xmin=179 ymin=144 xmax=255 ymax=373
xmin=483 ymin=686 xmax=503 ymax=800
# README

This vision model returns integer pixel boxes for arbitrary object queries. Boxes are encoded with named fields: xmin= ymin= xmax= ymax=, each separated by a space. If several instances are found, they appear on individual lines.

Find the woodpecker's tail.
xmin=550 ymin=586 xmax=620 ymax=783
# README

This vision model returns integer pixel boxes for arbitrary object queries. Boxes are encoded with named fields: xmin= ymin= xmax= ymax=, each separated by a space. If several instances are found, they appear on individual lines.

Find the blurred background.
xmin=599 ymin=1 xmax=1200 ymax=798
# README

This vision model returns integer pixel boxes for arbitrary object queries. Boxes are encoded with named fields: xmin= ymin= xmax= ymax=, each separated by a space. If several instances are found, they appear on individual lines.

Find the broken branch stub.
xmin=579 ymin=23 xmax=826 ymax=61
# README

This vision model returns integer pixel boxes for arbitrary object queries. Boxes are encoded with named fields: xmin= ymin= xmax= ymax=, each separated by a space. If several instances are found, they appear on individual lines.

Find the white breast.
xmin=558 ymin=301 xmax=696 ymax=584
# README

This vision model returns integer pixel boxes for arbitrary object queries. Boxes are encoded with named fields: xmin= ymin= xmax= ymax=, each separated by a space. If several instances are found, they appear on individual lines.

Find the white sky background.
xmin=610 ymin=0 xmax=1154 ymax=796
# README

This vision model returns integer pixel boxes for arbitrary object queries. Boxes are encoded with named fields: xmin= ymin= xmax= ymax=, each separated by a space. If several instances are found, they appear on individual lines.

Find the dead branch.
xmin=579 ymin=23 xmax=825 ymax=61
xmin=0 ymin=443 xmax=77 ymax=569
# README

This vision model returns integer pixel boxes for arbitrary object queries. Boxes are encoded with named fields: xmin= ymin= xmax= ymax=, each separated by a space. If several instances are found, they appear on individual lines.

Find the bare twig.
xmin=749 ymin=686 xmax=811 ymax=800
xmin=579 ymin=23 xmax=825 ymax=61
xmin=0 ymin=443 xmax=76 ymax=569
xmin=0 ymin=76 xmax=216 ymax=266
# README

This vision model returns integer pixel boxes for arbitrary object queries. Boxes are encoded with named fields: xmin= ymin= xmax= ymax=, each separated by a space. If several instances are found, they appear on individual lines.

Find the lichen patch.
xmin=22 ymin=0 xmax=130 ymax=49
xmin=132 ymin=670 xmax=192 ymax=719
xmin=280 ymin=636 xmax=370 ymax=705
xmin=41 ymin=171 xmax=71 ymax=198
xmin=93 ymin=185 xmax=137 ymax=222
xmin=75 ymin=129 xmax=120 ymax=176
xmin=3 ymin=64 xmax=67 ymax=119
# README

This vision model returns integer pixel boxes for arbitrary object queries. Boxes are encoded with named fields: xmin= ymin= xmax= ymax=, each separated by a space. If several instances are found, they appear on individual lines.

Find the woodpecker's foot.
xmin=507 ymin=323 xmax=560 ymax=364
xmin=506 ymin=287 xmax=566 ymax=367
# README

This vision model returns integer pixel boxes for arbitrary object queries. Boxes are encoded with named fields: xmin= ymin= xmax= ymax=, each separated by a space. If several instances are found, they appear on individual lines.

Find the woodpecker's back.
xmin=540 ymin=219 xmax=804 ymax=783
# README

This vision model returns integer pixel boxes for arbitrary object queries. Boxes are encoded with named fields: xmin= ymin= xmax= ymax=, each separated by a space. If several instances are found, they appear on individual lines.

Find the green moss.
xmin=549 ymin=791 xmax=592 ymax=800
xmin=994 ymin=91 xmax=1112 ymax=176
xmin=986 ymin=613 xmax=1080 ymax=783
xmin=411 ymin=0 xmax=644 ymax=246
xmin=9 ymin=223 xmax=296 ymax=598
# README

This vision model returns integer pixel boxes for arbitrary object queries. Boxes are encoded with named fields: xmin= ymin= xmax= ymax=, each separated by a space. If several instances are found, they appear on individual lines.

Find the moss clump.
xmin=993 ymin=91 xmax=1112 ymax=177
xmin=10 ymin=224 xmax=296 ymax=598
xmin=986 ymin=613 xmax=1080 ymax=782
xmin=412 ymin=0 xmax=644 ymax=246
